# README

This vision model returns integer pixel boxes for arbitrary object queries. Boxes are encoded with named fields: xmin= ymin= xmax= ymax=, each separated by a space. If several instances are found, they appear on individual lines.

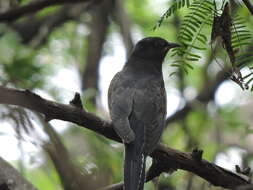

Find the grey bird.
xmin=108 ymin=37 xmax=180 ymax=190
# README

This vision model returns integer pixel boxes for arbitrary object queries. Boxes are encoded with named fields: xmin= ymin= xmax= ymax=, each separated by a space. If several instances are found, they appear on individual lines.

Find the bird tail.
xmin=124 ymin=143 xmax=146 ymax=190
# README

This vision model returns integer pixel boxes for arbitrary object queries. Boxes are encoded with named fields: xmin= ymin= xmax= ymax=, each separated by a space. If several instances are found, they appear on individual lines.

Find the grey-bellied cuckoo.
xmin=108 ymin=37 xmax=180 ymax=190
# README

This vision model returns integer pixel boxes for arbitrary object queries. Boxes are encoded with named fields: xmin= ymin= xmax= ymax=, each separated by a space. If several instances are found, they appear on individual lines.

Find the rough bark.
xmin=37 ymin=115 xmax=95 ymax=190
xmin=0 ymin=0 xmax=102 ymax=22
xmin=81 ymin=0 xmax=112 ymax=104
xmin=112 ymin=0 xmax=134 ymax=56
xmin=0 ymin=157 xmax=38 ymax=190
xmin=10 ymin=4 xmax=88 ymax=47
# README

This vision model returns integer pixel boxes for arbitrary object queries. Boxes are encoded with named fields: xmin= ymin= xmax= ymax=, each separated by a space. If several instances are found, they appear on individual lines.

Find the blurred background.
xmin=0 ymin=0 xmax=253 ymax=189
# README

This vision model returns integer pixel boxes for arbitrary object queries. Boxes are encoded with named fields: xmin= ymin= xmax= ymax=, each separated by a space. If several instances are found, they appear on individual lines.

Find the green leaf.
xmin=178 ymin=0 xmax=182 ymax=9
xmin=185 ymin=43 xmax=206 ymax=50
xmin=232 ymin=33 xmax=251 ymax=40
xmin=232 ymin=36 xmax=252 ymax=44
xmin=196 ymin=36 xmax=206 ymax=44
xmin=179 ymin=50 xmax=202 ymax=58
xmin=203 ymin=0 xmax=214 ymax=6
xmin=245 ymin=77 xmax=253 ymax=86
xmin=180 ymin=32 xmax=193 ymax=41
xmin=242 ymin=73 xmax=253 ymax=80
xmin=182 ymin=0 xmax=186 ymax=7
xmin=232 ymin=30 xmax=251 ymax=34
xmin=236 ymin=54 xmax=253 ymax=65
xmin=171 ymin=62 xmax=189 ymax=74
xmin=185 ymin=62 xmax=194 ymax=69
xmin=180 ymin=27 xmax=194 ymax=37
xmin=192 ymin=11 xmax=206 ymax=20
xmin=199 ymin=33 xmax=207 ymax=41
xmin=234 ymin=25 xmax=247 ymax=29
xmin=184 ymin=23 xmax=197 ymax=32
xmin=186 ymin=57 xmax=199 ymax=61
xmin=189 ymin=7 xmax=207 ymax=16
xmin=171 ymin=52 xmax=178 ymax=57
xmin=233 ymin=18 xmax=247 ymax=25
xmin=232 ymin=42 xmax=251 ymax=48
xmin=171 ymin=63 xmax=182 ymax=67
xmin=173 ymin=59 xmax=185 ymax=64
xmin=185 ymin=15 xmax=202 ymax=24
xmin=169 ymin=71 xmax=178 ymax=76
xmin=194 ymin=4 xmax=213 ymax=12
xmin=179 ymin=35 xmax=192 ymax=42
xmin=186 ymin=0 xmax=190 ymax=7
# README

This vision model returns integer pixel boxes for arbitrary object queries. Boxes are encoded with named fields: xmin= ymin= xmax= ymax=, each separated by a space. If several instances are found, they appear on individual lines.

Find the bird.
xmin=108 ymin=37 xmax=180 ymax=190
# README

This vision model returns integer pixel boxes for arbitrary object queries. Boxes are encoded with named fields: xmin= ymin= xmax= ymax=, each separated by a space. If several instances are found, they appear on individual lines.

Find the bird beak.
xmin=164 ymin=42 xmax=181 ymax=52
xmin=168 ymin=42 xmax=181 ymax=49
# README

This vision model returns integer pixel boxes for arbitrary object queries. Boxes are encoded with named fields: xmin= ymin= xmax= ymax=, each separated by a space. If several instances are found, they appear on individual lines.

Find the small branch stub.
xmin=235 ymin=165 xmax=252 ymax=183
xmin=44 ymin=114 xmax=53 ymax=122
xmin=236 ymin=165 xmax=251 ymax=176
xmin=192 ymin=148 xmax=203 ymax=162
xmin=0 ymin=183 xmax=10 ymax=190
xmin=70 ymin=92 xmax=83 ymax=109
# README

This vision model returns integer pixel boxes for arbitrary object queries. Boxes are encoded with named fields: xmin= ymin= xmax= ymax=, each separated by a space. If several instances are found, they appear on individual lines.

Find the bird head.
xmin=131 ymin=37 xmax=180 ymax=62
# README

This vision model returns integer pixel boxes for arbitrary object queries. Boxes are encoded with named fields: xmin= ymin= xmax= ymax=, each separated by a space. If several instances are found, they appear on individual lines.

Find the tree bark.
xmin=0 ymin=157 xmax=38 ymax=190
xmin=0 ymin=0 xmax=102 ymax=22
xmin=81 ymin=0 xmax=112 ymax=104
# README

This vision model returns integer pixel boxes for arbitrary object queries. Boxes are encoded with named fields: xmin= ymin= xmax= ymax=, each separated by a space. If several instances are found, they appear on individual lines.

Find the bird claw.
xmin=122 ymin=130 xmax=135 ymax=144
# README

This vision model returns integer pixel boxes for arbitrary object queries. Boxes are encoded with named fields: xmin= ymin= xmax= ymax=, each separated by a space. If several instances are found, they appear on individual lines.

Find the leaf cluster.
xmin=170 ymin=0 xmax=214 ymax=74
xmin=156 ymin=0 xmax=253 ymax=90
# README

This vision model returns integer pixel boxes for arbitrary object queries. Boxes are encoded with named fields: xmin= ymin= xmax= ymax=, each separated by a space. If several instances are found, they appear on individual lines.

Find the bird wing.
xmin=108 ymin=71 xmax=146 ymax=190
xmin=108 ymin=71 xmax=135 ymax=143
xmin=123 ymin=76 xmax=166 ymax=190
xmin=131 ymin=77 xmax=167 ymax=155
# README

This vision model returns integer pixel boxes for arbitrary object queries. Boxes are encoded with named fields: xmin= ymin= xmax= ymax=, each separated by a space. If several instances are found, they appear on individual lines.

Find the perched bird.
xmin=108 ymin=37 xmax=180 ymax=190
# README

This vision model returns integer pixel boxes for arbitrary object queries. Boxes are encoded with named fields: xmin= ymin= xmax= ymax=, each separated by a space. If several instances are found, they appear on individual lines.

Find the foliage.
xmin=0 ymin=0 xmax=253 ymax=190
xmin=170 ymin=0 xmax=213 ymax=74
xmin=156 ymin=0 xmax=253 ymax=90
xmin=0 ymin=32 xmax=46 ymax=89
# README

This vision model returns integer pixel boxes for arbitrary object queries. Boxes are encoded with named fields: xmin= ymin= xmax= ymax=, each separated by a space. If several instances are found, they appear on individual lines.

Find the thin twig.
xmin=0 ymin=0 xmax=102 ymax=22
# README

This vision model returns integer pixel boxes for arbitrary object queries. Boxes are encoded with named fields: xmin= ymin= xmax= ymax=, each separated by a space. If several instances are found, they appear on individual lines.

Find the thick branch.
xmin=41 ymin=118 xmax=96 ymax=190
xmin=0 ymin=86 xmax=118 ymax=141
xmin=0 ymin=157 xmax=38 ymax=190
xmin=112 ymin=0 xmax=134 ymax=56
xmin=0 ymin=86 xmax=249 ymax=189
xmin=0 ymin=0 xmax=101 ymax=22
xmin=11 ymin=4 xmax=88 ymax=47
xmin=81 ymin=0 xmax=111 ymax=103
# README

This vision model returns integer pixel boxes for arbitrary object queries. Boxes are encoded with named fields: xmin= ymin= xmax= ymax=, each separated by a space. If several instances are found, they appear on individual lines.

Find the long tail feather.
xmin=124 ymin=143 xmax=146 ymax=190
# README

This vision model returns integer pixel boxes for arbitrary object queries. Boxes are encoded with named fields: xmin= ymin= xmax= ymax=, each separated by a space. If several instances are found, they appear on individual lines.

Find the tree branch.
xmin=0 ymin=86 xmax=249 ymax=189
xmin=242 ymin=0 xmax=253 ymax=15
xmin=10 ymin=4 xmax=88 ymax=47
xmin=0 ymin=157 xmax=38 ymax=190
xmin=39 ymin=115 xmax=95 ymax=190
xmin=111 ymin=0 xmax=134 ymax=56
xmin=81 ymin=0 xmax=111 ymax=103
xmin=0 ymin=0 xmax=102 ymax=22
